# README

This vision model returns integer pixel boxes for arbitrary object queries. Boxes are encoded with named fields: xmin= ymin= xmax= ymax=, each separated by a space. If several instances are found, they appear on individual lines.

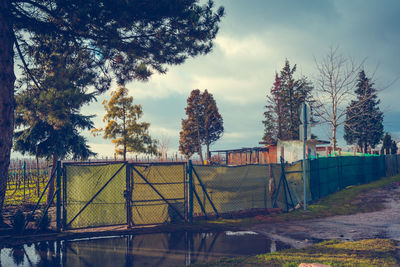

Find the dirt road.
xmin=251 ymin=183 xmax=400 ymax=248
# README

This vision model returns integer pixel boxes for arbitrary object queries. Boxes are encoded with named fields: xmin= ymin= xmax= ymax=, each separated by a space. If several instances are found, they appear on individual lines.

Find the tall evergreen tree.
xmin=262 ymin=60 xmax=313 ymax=143
xmin=14 ymin=34 xmax=98 ymax=204
xmin=93 ymin=86 xmax=158 ymax=161
xmin=179 ymin=89 xmax=223 ymax=162
xmin=0 ymin=0 xmax=224 ymax=216
xmin=344 ymin=70 xmax=384 ymax=152
xmin=380 ymin=133 xmax=397 ymax=155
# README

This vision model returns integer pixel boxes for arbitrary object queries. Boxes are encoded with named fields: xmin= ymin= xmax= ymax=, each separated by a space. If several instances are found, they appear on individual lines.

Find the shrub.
xmin=35 ymin=208 xmax=51 ymax=231
xmin=11 ymin=209 xmax=25 ymax=233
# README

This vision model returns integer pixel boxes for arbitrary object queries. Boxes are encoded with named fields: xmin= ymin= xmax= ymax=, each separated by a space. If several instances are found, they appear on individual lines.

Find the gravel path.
xmin=251 ymin=183 xmax=400 ymax=248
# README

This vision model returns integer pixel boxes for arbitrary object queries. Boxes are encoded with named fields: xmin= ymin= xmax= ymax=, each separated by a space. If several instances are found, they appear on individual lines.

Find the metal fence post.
xmin=56 ymin=160 xmax=61 ymax=232
xmin=188 ymin=160 xmax=193 ymax=223
xmin=56 ymin=160 xmax=61 ymax=231
xmin=23 ymin=161 xmax=26 ymax=201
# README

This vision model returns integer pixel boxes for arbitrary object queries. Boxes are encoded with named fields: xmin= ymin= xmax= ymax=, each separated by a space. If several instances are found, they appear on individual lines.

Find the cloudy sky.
xmin=13 ymin=0 xmax=400 ymax=159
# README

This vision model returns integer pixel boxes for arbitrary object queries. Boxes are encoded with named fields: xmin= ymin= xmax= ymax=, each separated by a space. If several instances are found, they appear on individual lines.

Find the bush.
xmin=11 ymin=209 xmax=25 ymax=233
xmin=35 ymin=208 xmax=51 ymax=231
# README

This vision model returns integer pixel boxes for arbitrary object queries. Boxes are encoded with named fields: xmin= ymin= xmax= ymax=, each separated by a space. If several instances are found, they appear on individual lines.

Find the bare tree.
xmin=158 ymin=135 xmax=170 ymax=161
xmin=313 ymin=47 xmax=364 ymax=151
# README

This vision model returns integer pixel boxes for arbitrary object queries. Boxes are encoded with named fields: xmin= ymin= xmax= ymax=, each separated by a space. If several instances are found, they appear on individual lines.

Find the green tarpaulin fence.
xmin=62 ymin=155 xmax=398 ymax=229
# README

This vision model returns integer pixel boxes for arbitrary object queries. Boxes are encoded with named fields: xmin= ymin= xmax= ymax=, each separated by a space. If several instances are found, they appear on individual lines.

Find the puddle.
xmin=0 ymin=231 xmax=291 ymax=266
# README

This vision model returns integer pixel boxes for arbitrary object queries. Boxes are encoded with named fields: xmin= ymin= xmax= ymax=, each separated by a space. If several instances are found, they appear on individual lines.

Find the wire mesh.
xmin=130 ymin=163 xmax=186 ymax=225
xmin=192 ymin=162 xmax=307 ymax=216
xmin=64 ymin=162 xmax=127 ymax=229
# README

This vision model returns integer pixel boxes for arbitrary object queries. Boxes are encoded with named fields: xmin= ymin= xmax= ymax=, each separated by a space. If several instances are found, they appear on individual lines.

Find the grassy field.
xmin=190 ymin=239 xmax=399 ymax=266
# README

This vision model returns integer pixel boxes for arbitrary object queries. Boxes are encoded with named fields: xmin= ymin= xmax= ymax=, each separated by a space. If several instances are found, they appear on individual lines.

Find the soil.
xmin=251 ymin=182 xmax=400 ymax=248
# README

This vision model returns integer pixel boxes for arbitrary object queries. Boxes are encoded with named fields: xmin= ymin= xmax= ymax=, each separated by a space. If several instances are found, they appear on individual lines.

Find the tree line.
xmin=262 ymin=47 xmax=394 ymax=155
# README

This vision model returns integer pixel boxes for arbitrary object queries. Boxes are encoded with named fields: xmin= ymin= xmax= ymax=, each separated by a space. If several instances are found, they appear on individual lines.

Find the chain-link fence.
xmin=59 ymin=155 xmax=400 ymax=230
xmin=191 ymin=162 xmax=306 ymax=217
xmin=130 ymin=163 xmax=186 ymax=225
xmin=63 ymin=162 xmax=127 ymax=229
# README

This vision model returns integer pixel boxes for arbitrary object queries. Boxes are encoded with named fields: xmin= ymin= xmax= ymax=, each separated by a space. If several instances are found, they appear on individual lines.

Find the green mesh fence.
xmin=192 ymin=163 xmax=307 ymax=215
xmin=131 ymin=163 xmax=186 ymax=225
xmin=62 ymin=155 xmax=397 ymax=229
xmin=309 ymin=156 xmax=386 ymax=200
xmin=64 ymin=162 xmax=127 ymax=229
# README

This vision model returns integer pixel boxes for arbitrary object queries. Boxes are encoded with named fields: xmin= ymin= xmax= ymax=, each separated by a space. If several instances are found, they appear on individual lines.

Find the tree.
xmin=180 ymin=89 xmax=204 ymax=162
xmin=313 ymin=47 xmax=363 ymax=151
xmin=200 ymin=90 xmax=224 ymax=161
xmin=158 ymin=135 xmax=170 ymax=161
xmin=0 ymin=0 xmax=224 ymax=215
xmin=179 ymin=89 xmax=223 ymax=162
xmin=262 ymin=60 xmax=313 ymax=143
xmin=93 ymin=86 xmax=157 ymax=161
xmin=13 ymin=35 xmax=98 ymax=203
xmin=179 ymin=118 xmax=199 ymax=160
xmin=344 ymin=70 xmax=384 ymax=152
xmin=381 ymin=133 xmax=398 ymax=155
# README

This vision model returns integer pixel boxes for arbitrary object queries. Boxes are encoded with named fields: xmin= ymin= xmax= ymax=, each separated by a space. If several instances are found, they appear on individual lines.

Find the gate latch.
xmin=123 ymin=190 xmax=129 ymax=199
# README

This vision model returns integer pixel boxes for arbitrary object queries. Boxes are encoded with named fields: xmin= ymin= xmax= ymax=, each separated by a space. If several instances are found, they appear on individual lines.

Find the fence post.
xmin=188 ymin=160 xmax=193 ymax=223
xmin=23 ymin=161 xmax=26 ymax=201
xmin=126 ymin=163 xmax=133 ymax=228
xmin=56 ymin=160 xmax=61 ymax=232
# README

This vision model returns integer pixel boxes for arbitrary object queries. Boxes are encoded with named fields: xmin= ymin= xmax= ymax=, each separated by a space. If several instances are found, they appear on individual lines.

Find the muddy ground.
xmin=251 ymin=183 xmax=400 ymax=249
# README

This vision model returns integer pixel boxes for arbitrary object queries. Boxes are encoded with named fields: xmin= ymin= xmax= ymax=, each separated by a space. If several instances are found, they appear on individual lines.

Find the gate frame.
xmin=62 ymin=161 xmax=128 ymax=230
xmin=129 ymin=161 xmax=188 ymax=225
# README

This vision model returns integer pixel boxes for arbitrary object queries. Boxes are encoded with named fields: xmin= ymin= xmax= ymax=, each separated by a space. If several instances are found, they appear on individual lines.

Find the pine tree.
xmin=14 ymin=35 xmax=98 ymax=204
xmin=93 ymin=86 xmax=157 ymax=161
xmin=0 ymin=0 xmax=224 ymax=216
xmin=344 ymin=70 xmax=384 ymax=152
xmin=381 ymin=133 xmax=397 ymax=155
xmin=262 ymin=60 xmax=313 ymax=143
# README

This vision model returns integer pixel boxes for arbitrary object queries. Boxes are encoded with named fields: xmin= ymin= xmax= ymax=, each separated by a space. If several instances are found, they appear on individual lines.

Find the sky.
xmin=12 ymin=0 xmax=400 ymax=159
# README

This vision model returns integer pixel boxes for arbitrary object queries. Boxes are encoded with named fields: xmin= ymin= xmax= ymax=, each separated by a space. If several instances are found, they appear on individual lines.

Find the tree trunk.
xmin=332 ymin=126 xmax=337 ymax=152
xmin=0 ymin=1 xmax=16 ymax=218
xmin=196 ymin=128 xmax=203 ymax=164
xmin=206 ymin=142 xmax=210 ymax=163
xmin=47 ymin=155 xmax=58 ymax=205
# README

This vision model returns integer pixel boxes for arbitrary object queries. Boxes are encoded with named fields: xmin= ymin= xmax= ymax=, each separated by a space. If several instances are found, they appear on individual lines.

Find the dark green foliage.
xmin=344 ymin=70 xmax=384 ymax=152
xmin=179 ymin=89 xmax=223 ymax=161
xmin=12 ymin=0 xmax=225 ymax=87
xmin=381 ymin=133 xmax=397 ymax=155
xmin=11 ymin=209 xmax=25 ymax=233
xmin=35 ymin=208 xmax=51 ymax=231
xmin=263 ymin=60 xmax=313 ymax=143
xmin=14 ymin=35 xmax=97 ymax=161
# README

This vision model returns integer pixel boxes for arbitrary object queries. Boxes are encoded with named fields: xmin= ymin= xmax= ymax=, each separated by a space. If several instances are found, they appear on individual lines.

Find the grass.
xmin=196 ymin=175 xmax=400 ymax=228
xmin=190 ymin=239 xmax=399 ymax=266
xmin=5 ymin=179 xmax=49 ymax=206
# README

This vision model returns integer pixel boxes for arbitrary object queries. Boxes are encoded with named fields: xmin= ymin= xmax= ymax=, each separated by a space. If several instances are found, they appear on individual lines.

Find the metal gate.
xmin=62 ymin=161 xmax=187 ymax=229
xmin=63 ymin=162 xmax=128 ymax=229
xmin=130 ymin=162 xmax=187 ymax=225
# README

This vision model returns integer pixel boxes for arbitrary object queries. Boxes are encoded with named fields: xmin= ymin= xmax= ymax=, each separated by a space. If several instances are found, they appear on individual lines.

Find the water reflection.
xmin=1 ymin=231 xmax=291 ymax=266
